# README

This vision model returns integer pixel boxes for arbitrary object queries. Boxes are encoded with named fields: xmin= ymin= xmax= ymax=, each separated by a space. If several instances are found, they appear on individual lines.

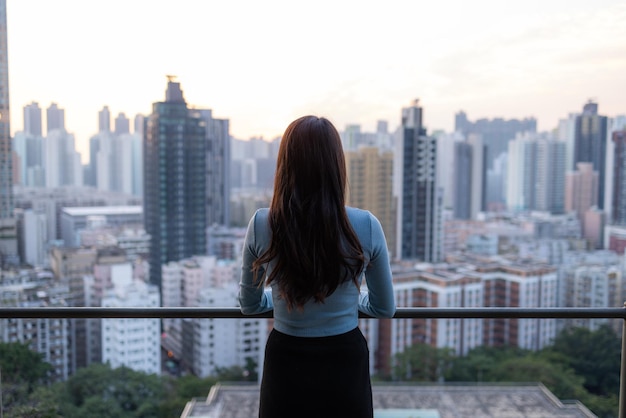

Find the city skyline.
xmin=7 ymin=0 xmax=626 ymax=161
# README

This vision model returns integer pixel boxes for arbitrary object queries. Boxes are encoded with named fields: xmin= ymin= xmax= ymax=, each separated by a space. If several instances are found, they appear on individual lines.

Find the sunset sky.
xmin=7 ymin=0 xmax=626 ymax=160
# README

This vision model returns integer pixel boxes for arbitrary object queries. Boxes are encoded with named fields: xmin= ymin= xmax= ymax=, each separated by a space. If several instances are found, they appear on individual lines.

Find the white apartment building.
xmin=22 ymin=209 xmax=48 ymax=267
xmin=183 ymin=284 xmax=267 ymax=378
xmin=559 ymin=250 xmax=624 ymax=332
xmin=44 ymin=129 xmax=83 ymax=188
xmin=101 ymin=263 xmax=161 ymax=375
xmin=506 ymin=132 xmax=566 ymax=214
xmin=161 ymin=256 xmax=267 ymax=378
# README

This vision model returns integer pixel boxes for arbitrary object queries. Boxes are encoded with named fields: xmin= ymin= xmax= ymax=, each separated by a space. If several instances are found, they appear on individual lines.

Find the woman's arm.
xmin=238 ymin=211 xmax=273 ymax=314
xmin=358 ymin=214 xmax=396 ymax=318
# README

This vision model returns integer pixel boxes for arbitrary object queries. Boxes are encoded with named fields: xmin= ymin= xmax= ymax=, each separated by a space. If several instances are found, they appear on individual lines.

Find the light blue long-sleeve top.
xmin=238 ymin=206 xmax=396 ymax=337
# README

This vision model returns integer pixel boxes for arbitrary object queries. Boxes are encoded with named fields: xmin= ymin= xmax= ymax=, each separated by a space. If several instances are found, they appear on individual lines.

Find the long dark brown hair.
xmin=252 ymin=115 xmax=365 ymax=310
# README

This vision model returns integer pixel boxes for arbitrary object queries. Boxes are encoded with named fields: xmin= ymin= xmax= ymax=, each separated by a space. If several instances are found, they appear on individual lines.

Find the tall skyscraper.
xmin=23 ymin=101 xmax=42 ymax=136
xmin=0 ymin=0 xmax=18 ymax=266
xmin=46 ymin=103 xmax=65 ymax=134
xmin=0 ymin=0 xmax=11 ymax=220
xmin=453 ymin=141 xmax=472 ymax=219
xmin=44 ymin=130 xmax=83 ymax=188
xmin=396 ymin=100 xmax=442 ymax=262
xmin=452 ymin=135 xmax=485 ymax=220
xmin=611 ymin=130 xmax=626 ymax=225
xmin=574 ymin=101 xmax=608 ymax=210
xmin=192 ymin=109 xmax=231 ymax=227
xmin=565 ymin=162 xmax=598 ymax=219
xmin=454 ymin=111 xmax=536 ymax=209
xmin=144 ymin=79 xmax=207 ymax=287
xmin=134 ymin=114 xmax=145 ymax=136
xmin=114 ymin=112 xmax=130 ymax=135
xmin=99 ymin=105 xmax=111 ymax=132
xmin=345 ymin=146 xmax=396 ymax=256
xmin=506 ymin=133 xmax=565 ymax=214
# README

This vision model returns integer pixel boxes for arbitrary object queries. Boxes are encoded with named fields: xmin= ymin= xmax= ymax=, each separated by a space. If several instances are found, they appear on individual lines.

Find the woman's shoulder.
xmin=345 ymin=206 xmax=378 ymax=230
xmin=247 ymin=208 xmax=270 ymax=232
xmin=254 ymin=207 xmax=270 ymax=220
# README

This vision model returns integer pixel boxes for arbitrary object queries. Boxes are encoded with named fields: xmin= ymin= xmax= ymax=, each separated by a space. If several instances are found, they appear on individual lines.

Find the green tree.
xmin=0 ymin=342 xmax=55 ymax=415
xmin=0 ymin=342 xmax=52 ymax=387
xmin=546 ymin=324 xmax=620 ymax=396
xmin=157 ymin=375 xmax=217 ymax=418
xmin=214 ymin=357 xmax=258 ymax=382
xmin=488 ymin=356 xmax=587 ymax=401
xmin=392 ymin=344 xmax=455 ymax=381
xmin=446 ymin=345 xmax=530 ymax=382
xmin=56 ymin=363 xmax=165 ymax=418
xmin=4 ymin=386 xmax=62 ymax=418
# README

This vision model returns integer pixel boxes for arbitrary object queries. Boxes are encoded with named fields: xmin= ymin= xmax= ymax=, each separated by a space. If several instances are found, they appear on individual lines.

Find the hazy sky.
xmin=7 ymin=0 xmax=626 ymax=159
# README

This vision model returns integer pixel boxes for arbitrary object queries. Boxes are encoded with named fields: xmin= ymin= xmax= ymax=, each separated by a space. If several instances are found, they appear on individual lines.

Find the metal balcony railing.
xmin=2 ymin=306 xmax=626 ymax=417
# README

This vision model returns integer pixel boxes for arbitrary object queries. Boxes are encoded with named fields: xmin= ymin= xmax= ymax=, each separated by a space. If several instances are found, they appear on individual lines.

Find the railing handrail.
xmin=1 ymin=306 xmax=625 ymax=319
xmin=2 ymin=305 xmax=626 ymax=416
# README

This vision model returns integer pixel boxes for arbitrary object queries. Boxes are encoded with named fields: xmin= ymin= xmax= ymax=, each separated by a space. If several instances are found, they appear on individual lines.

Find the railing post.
xmin=619 ymin=302 xmax=626 ymax=418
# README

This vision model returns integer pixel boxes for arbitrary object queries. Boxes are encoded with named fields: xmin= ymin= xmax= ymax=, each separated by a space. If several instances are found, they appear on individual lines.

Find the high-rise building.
xmin=565 ymin=162 xmax=603 ymax=247
xmin=0 ymin=0 xmax=12 ymax=219
xmin=13 ymin=128 xmax=44 ymax=187
xmin=161 ymin=256 xmax=266 ymax=377
xmin=99 ymin=105 xmax=111 ymax=132
xmin=0 ymin=0 xmax=18 ymax=265
xmin=114 ymin=112 xmax=130 ymax=135
xmin=453 ymin=141 xmax=472 ymax=219
xmin=507 ymin=133 xmax=565 ymax=214
xmin=23 ymin=101 xmax=42 ymax=136
xmin=134 ymin=114 xmax=145 ymax=136
xmin=566 ymin=162 xmax=598 ymax=220
xmin=144 ymin=79 xmax=207 ymax=287
xmin=192 ymin=109 xmax=231 ymax=227
xmin=611 ymin=130 xmax=626 ymax=226
xmin=573 ymin=101 xmax=608 ymax=210
xmin=396 ymin=100 xmax=442 ymax=262
xmin=88 ymin=130 xmax=135 ymax=194
xmin=454 ymin=111 xmax=536 ymax=209
xmin=436 ymin=131 xmax=465 ymax=211
xmin=557 ymin=113 xmax=579 ymax=174
xmin=452 ymin=135 xmax=485 ymax=220
xmin=101 ymin=264 xmax=161 ymax=375
xmin=345 ymin=146 xmax=396 ymax=255
xmin=44 ymin=129 xmax=83 ymax=188
xmin=46 ymin=103 xmax=65 ymax=134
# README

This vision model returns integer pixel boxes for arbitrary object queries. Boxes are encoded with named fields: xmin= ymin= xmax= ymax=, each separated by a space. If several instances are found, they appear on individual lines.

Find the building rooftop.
xmin=62 ymin=205 xmax=142 ymax=216
xmin=180 ymin=383 xmax=596 ymax=418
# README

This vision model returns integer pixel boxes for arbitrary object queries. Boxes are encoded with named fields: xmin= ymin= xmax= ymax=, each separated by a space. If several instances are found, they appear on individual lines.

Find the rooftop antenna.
xmin=166 ymin=74 xmax=177 ymax=83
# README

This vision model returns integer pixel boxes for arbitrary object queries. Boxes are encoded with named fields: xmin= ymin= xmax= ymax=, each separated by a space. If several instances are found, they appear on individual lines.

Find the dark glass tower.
xmin=0 ymin=0 xmax=17 ymax=266
xmin=612 ymin=130 xmax=626 ymax=225
xmin=453 ymin=141 xmax=472 ymax=220
xmin=398 ymin=100 xmax=442 ymax=262
xmin=574 ymin=101 xmax=608 ymax=210
xmin=0 ymin=0 xmax=11 ymax=220
xmin=144 ymin=79 xmax=207 ymax=288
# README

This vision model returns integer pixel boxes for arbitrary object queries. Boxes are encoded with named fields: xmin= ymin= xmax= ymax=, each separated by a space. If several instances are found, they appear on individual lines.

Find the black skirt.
xmin=259 ymin=327 xmax=373 ymax=418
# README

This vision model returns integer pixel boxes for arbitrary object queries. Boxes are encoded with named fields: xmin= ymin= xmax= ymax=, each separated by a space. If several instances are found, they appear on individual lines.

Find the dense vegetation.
xmin=0 ymin=325 xmax=620 ymax=417
xmin=0 ymin=345 xmax=256 ymax=418
xmin=390 ymin=324 xmax=621 ymax=417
